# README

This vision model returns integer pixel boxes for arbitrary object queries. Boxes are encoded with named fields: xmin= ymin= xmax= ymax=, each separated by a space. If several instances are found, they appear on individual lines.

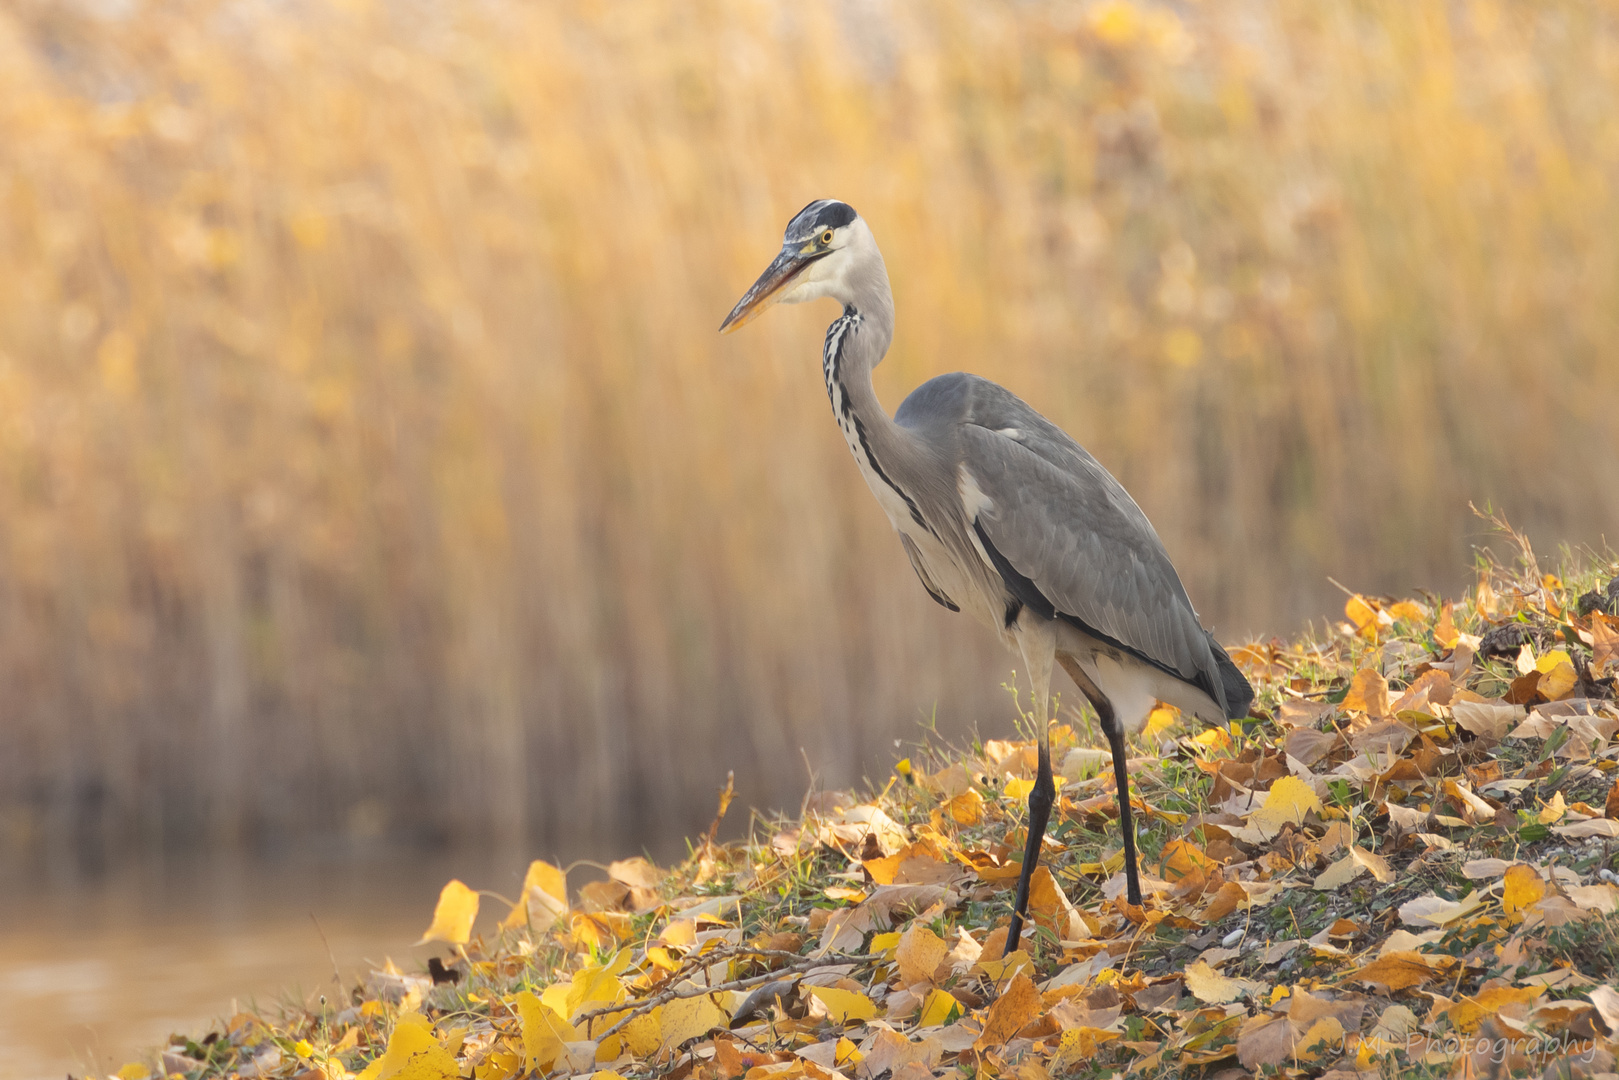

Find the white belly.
xmin=1053 ymin=620 xmax=1226 ymax=734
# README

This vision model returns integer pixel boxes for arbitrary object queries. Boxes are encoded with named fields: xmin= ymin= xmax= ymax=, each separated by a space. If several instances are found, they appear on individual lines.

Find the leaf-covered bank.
xmin=121 ymin=526 xmax=1619 ymax=1080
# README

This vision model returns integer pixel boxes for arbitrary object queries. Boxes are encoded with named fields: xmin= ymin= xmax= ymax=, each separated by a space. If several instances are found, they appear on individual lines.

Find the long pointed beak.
xmin=719 ymin=247 xmax=819 ymax=334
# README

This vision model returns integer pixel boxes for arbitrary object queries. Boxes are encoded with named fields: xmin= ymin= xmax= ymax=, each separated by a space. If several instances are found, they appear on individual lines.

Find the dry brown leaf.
xmin=578 ymin=879 xmax=632 ymax=913
xmin=1567 ymin=884 xmax=1619 ymax=913
xmin=935 ymin=927 xmax=981 ymax=980
xmin=1399 ymin=890 xmax=1488 ymax=927
xmin=1278 ymin=699 xmax=1334 ymax=729
xmin=1366 ymin=1004 xmax=1419 ymax=1052
xmin=1462 ymin=858 xmax=1510 ymax=879
xmin=1552 ymin=818 xmax=1619 ymax=838
xmin=1506 ymin=668 xmax=1544 ymax=705
xmin=1349 ymin=845 xmax=1394 ymax=883
xmin=608 ymin=857 xmax=662 ymax=891
xmin=1028 ymin=867 xmax=1086 ymax=941
xmin=1342 ymin=667 xmax=1390 ymax=717
xmin=1235 ymin=1014 xmax=1297 ymax=1069
xmin=1284 ymin=728 xmax=1338 ymax=766
xmin=1589 ymin=985 xmax=1619 ymax=1035
xmin=895 ymin=924 xmax=949 ymax=988
xmin=1312 ymin=854 xmax=1364 ymax=891
xmin=1288 ymin=988 xmax=1366 ymax=1031
xmin=974 ymin=973 xmax=1041 ymax=1050
xmin=1350 ymin=718 xmax=1417 ymax=757
xmin=1592 ymin=612 xmax=1619 ymax=678
xmin=860 ymin=1027 xmax=941 ymax=1078
xmin=1441 ymin=779 xmax=1497 ymax=824
xmin=1351 ymin=951 xmax=1443 ymax=991
xmin=1452 ymin=701 xmax=1519 ymax=741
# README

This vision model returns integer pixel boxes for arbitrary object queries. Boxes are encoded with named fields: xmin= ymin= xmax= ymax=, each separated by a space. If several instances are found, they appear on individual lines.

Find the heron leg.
xmin=1007 ymin=619 xmax=1057 ymax=955
xmin=1104 ymin=716 xmax=1144 ymax=907
xmin=1055 ymin=655 xmax=1142 ymax=907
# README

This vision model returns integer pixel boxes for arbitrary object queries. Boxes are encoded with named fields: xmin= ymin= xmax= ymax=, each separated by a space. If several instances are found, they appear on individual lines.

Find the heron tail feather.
xmin=1211 ymin=641 xmax=1255 ymax=720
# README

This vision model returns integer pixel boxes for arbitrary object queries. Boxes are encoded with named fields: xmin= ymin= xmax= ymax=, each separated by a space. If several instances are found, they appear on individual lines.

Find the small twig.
xmin=576 ymin=951 xmax=880 ymax=1041
xmin=623 ymin=939 xmax=813 ymax=1005
xmin=309 ymin=914 xmax=343 ymax=990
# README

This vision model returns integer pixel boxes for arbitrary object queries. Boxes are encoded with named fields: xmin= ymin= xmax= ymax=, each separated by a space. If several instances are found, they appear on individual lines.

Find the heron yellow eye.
xmin=820 ymin=229 xmax=834 ymax=245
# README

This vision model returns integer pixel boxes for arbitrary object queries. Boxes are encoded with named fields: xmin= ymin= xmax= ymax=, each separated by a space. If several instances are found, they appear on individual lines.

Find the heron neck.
xmin=823 ymin=292 xmax=927 ymax=515
xmin=823 ymin=299 xmax=893 ymax=424
xmin=825 ymin=261 xmax=894 ymax=401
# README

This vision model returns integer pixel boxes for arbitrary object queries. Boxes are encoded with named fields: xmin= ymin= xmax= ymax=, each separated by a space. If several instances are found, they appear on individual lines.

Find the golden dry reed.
xmin=0 ymin=1 xmax=1615 ymax=857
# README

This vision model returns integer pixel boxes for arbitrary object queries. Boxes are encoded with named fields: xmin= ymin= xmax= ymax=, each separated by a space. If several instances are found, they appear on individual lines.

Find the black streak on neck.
xmin=824 ymin=307 xmax=931 ymax=534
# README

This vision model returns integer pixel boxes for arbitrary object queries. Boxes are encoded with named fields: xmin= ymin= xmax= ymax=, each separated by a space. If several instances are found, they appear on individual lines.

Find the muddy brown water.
xmin=0 ymin=845 xmax=626 ymax=1080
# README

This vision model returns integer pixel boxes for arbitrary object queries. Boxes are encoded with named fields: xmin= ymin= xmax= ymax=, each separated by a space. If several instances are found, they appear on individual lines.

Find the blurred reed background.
xmin=2 ymin=0 xmax=1617 ymax=864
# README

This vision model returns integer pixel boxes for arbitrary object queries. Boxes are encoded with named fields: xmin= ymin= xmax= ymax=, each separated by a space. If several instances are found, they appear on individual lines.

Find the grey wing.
xmin=956 ymin=410 xmax=1233 ymax=715
xmin=899 ymin=533 xmax=959 ymax=612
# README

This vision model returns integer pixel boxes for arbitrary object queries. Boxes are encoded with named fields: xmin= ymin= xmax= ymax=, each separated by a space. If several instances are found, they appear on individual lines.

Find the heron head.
xmin=719 ymin=199 xmax=874 ymax=333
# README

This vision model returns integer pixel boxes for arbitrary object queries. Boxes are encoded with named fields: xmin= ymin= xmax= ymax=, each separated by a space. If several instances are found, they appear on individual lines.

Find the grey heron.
xmin=720 ymin=200 xmax=1254 ymax=951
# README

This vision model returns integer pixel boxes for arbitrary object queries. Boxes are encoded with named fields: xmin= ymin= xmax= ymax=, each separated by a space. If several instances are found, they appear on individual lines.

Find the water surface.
xmin=0 ymin=846 xmax=576 ymax=1080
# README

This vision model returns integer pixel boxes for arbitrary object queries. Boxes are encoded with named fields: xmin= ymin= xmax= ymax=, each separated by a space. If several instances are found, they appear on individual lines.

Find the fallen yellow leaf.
xmin=542 ymin=961 xmax=628 ymax=1028
xmin=515 ymin=991 xmax=580 ymax=1073
xmin=1502 ymin=864 xmax=1547 ymax=918
xmin=1295 ymin=1016 xmax=1344 ymax=1062
xmin=1184 ymin=959 xmax=1263 ymax=1003
xmin=1003 ymin=777 xmax=1034 ymax=800
xmin=1158 ymin=839 xmax=1217 ymax=881
xmin=1535 ymin=650 xmax=1577 ymax=700
xmin=501 ymin=860 xmax=567 ymax=932
xmin=804 ymin=985 xmax=878 ymax=1025
xmin=1445 ymin=985 xmax=1544 ymax=1032
xmin=917 ymin=988 xmax=961 ymax=1027
xmin=357 ymin=1013 xmax=461 ymax=1080
xmin=1388 ymin=599 xmax=1428 ymax=624
xmin=1248 ymin=776 xmax=1323 ymax=834
xmin=1051 ymin=1025 xmax=1121 ymax=1070
xmin=1142 ymin=704 xmax=1180 ymax=743
xmin=975 ymin=947 xmax=1032 ymax=983
xmin=659 ymin=993 xmax=730 ymax=1050
xmin=1345 ymin=595 xmax=1381 ymax=641
xmin=418 ymin=879 xmax=479 ymax=945
xmin=1435 ymin=603 xmax=1460 ymax=648
xmin=618 ymin=1010 xmax=661 ymax=1058
xmin=947 ymin=790 xmax=984 ymax=825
